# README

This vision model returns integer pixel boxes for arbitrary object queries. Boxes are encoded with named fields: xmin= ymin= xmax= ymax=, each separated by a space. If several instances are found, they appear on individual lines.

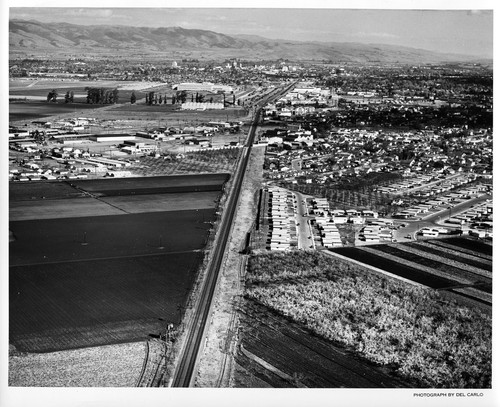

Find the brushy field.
xmin=245 ymin=251 xmax=492 ymax=388
xmin=131 ymin=149 xmax=241 ymax=177
xmin=9 ymin=342 xmax=145 ymax=387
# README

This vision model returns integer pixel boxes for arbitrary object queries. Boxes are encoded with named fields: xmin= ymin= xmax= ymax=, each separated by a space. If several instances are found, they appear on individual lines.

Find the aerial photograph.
xmin=2 ymin=3 xmax=496 ymax=407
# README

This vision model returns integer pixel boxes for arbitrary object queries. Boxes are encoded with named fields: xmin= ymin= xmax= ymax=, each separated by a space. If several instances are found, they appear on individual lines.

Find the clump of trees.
xmin=64 ymin=91 xmax=74 ymax=103
xmin=85 ymin=87 xmax=119 ymax=104
xmin=46 ymin=89 xmax=58 ymax=102
xmin=245 ymin=251 xmax=492 ymax=388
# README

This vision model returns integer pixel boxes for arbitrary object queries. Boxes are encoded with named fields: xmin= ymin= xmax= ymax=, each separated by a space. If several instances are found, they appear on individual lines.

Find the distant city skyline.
xmin=9 ymin=7 xmax=493 ymax=58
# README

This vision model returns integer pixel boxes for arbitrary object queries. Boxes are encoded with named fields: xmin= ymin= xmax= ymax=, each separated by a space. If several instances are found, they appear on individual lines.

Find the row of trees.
xmin=85 ymin=87 xmax=119 ymax=104
xmin=140 ymin=90 xmax=220 ymax=106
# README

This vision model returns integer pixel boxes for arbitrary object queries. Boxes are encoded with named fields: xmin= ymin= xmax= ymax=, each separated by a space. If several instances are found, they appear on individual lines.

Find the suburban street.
xmin=392 ymin=193 xmax=492 ymax=241
xmin=292 ymin=191 xmax=315 ymax=249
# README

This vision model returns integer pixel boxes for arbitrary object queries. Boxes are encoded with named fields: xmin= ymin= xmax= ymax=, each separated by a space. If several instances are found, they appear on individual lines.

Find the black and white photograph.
xmin=1 ymin=1 xmax=497 ymax=406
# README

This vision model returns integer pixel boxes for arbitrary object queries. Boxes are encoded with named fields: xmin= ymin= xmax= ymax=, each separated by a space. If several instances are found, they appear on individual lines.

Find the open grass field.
xmin=10 ymin=251 xmax=201 ymax=353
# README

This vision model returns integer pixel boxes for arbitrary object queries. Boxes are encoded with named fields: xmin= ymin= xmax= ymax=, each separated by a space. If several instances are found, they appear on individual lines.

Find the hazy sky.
xmin=9 ymin=7 xmax=493 ymax=58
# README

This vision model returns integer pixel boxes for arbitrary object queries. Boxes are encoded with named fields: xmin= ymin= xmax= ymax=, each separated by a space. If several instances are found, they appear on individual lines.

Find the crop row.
xmin=403 ymin=242 xmax=492 ymax=278
xmin=412 ymin=241 xmax=492 ymax=270
xmin=10 ymin=252 xmax=199 ymax=352
xmin=333 ymin=247 xmax=451 ymax=289
xmin=430 ymin=238 xmax=492 ymax=259
xmin=363 ymin=245 xmax=489 ymax=292
xmin=369 ymin=244 xmax=491 ymax=288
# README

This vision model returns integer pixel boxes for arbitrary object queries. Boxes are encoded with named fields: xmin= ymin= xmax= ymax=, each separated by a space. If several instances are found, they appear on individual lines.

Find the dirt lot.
xmin=194 ymin=146 xmax=266 ymax=387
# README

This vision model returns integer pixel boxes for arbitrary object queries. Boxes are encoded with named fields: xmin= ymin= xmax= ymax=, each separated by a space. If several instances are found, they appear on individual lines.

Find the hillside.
xmin=9 ymin=19 xmax=482 ymax=63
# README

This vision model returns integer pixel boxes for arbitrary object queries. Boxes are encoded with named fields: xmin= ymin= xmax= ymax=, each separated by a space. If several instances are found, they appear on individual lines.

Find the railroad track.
xmin=170 ymin=82 xmax=296 ymax=387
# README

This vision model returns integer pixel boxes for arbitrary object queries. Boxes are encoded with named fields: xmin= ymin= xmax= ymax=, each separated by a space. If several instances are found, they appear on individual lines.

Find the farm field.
xmin=10 ymin=252 xmax=201 ymax=352
xmin=9 ymin=341 xmax=145 ymax=387
xmin=9 ymin=101 xmax=108 ymax=121
xmin=235 ymin=299 xmax=411 ymax=388
xmin=70 ymin=173 xmax=229 ymax=195
xmin=10 ymin=180 xmax=83 ymax=201
xmin=96 ymin=105 xmax=248 ymax=121
xmin=10 ymin=196 xmax=123 ymax=221
xmin=9 ymin=209 xmax=214 ymax=265
xmin=100 ymin=191 xmax=222 ymax=214
xmin=332 ymin=237 xmax=492 ymax=307
xmin=9 ymin=174 xmax=227 ymax=356
xmin=239 ymin=251 xmax=491 ymax=388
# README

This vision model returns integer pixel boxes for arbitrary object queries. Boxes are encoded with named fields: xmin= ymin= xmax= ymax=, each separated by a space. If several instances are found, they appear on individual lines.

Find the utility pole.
xmin=162 ymin=323 xmax=174 ymax=387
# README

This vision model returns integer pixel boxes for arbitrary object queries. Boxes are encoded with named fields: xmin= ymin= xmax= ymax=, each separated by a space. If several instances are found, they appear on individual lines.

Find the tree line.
xmin=85 ymin=87 xmax=119 ymax=104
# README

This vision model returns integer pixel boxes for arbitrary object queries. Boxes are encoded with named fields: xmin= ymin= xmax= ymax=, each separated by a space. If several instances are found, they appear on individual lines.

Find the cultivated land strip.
xmin=413 ymin=241 xmax=493 ymax=269
xmin=360 ymin=246 xmax=472 ymax=286
xmin=428 ymin=240 xmax=493 ymax=261
xmin=10 ymin=249 xmax=202 ymax=268
xmin=388 ymin=243 xmax=492 ymax=280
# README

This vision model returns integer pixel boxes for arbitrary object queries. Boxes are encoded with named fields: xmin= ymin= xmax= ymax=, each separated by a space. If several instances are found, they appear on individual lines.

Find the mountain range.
xmin=9 ymin=19 xmax=487 ymax=64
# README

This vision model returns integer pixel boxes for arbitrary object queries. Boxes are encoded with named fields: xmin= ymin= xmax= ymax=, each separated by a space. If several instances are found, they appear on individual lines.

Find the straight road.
xmin=393 ymin=193 xmax=491 ymax=241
